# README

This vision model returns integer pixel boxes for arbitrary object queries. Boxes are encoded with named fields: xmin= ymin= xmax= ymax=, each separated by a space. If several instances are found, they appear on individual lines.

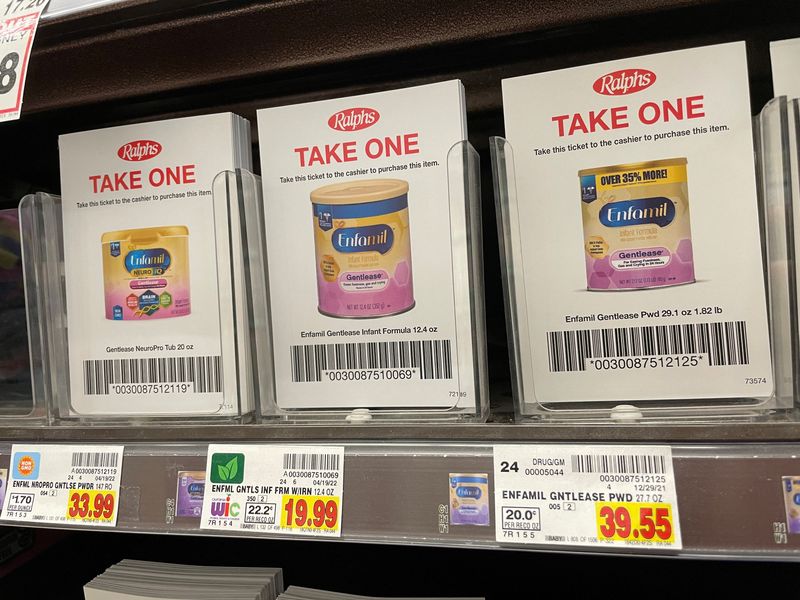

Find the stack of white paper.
xmin=83 ymin=560 xmax=283 ymax=600
xmin=277 ymin=588 xmax=482 ymax=600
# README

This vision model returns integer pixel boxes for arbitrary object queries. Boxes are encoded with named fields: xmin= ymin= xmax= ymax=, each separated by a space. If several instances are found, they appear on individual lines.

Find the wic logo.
xmin=210 ymin=453 xmax=245 ymax=484
xmin=117 ymin=140 xmax=162 ymax=161
xmin=328 ymin=107 xmax=379 ymax=131
xmin=593 ymin=69 xmax=656 ymax=96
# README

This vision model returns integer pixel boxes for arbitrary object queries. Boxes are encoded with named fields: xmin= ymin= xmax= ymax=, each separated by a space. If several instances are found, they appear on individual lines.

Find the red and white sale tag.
xmin=0 ymin=0 xmax=48 ymax=122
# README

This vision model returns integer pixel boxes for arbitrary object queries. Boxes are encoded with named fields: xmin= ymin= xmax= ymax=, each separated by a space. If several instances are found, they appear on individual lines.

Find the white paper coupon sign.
xmin=200 ymin=445 xmax=344 ymax=537
xmin=0 ymin=0 xmax=49 ymax=122
xmin=494 ymin=444 xmax=681 ymax=549
xmin=1 ymin=444 xmax=124 ymax=527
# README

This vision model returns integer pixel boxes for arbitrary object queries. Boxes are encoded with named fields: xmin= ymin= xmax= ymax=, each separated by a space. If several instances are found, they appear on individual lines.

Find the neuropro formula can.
xmin=101 ymin=225 xmax=190 ymax=320
xmin=311 ymin=179 xmax=414 ymax=318
xmin=579 ymin=158 xmax=694 ymax=291
xmin=176 ymin=471 xmax=206 ymax=517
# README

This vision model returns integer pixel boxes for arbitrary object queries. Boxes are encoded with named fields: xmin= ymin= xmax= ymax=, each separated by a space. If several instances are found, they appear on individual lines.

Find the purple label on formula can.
xmin=176 ymin=471 xmax=205 ymax=518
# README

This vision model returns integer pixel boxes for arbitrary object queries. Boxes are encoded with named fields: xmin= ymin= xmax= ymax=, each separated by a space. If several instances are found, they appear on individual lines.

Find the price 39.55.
xmin=596 ymin=502 xmax=674 ymax=543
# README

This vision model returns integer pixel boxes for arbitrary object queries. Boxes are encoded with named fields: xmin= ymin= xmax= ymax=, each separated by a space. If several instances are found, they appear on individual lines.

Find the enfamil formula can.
xmin=101 ymin=225 xmax=190 ymax=320
xmin=311 ymin=179 xmax=414 ymax=318
xmin=579 ymin=158 xmax=694 ymax=291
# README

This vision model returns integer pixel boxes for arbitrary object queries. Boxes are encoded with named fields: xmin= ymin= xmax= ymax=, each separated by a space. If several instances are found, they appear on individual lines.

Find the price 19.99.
xmin=66 ymin=489 xmax=116 ymax=522
xmin=280 ymin=495 xmax=339 ymax=532
xmin=595 ymin=502 xmax=674 ymax=543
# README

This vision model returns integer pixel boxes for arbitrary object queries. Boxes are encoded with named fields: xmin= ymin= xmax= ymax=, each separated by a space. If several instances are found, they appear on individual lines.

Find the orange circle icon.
xmin=17 ymin=454 xmax=36 ymax=476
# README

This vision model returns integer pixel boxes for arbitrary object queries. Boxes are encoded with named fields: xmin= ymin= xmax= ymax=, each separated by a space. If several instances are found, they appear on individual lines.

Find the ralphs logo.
xmin=601 ymin=197 xmax=675 ymax=228
xmin=125 ymin=248 xmax=171 ymax=274
xmin=117 ymin=140 xmax=162 ymax=161
xmin=593 ymin=69 xmax=656 ymax=96
xmin=333 ymin=224 xmax=394 ymax=254
xmin=328 ymin=107 xmax=379 ymax=132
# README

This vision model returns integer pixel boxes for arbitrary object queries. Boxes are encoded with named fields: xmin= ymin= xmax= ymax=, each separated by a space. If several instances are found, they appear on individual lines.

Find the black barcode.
xmin=289 ymin=340 xmax=452 ymax=382
xmin=283 ymin=453 xmax=340 ymax=471
xmin=83 ymin=356 xmax=223 ymax=395
xmin=71 ymin=452 xmax=119 ymax=468
xmin=571 ymin=454 xmax=666 ymax=474
xmin=547 ymin=321 xmax=749 ymax=372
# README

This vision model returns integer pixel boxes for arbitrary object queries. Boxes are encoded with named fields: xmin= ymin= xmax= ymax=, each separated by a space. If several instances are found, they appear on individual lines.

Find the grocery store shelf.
xmin=3 ymin=418 xmax=800 ymax=443
xmin=2 ymin=441 xmax=799 ymax=559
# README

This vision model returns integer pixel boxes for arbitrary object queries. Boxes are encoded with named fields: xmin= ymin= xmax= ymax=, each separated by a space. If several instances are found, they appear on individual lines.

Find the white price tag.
xmin=200 ymin=445 xmax=344 ymax=537
xmin=0 ymin=0 xmax=48 ymax=122
xmin=1 ymin=444 xmax=124 ymax=527
xmin=494 ymin=444 xmax=681 ymax=549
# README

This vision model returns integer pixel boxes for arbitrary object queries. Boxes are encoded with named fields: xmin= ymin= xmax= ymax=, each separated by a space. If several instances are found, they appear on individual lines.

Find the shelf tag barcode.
xmin=289 ymin=340 xmax=452 ymax=382
xmin=283 ymin=453 xmax=341 ymax=471
xmin=83 ymin=356 xmax=223 ymax=395
xmin=71 ymin=452 xmax=119 ymax=468
xmin=547 ymin=320 xmax=748 ymax=372
xmin=571 ymin=454 xmax=666 ymax=474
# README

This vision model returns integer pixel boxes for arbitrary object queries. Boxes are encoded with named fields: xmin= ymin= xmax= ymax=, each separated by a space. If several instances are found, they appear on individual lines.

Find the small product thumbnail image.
xmin=311 ymin=179 xmax=415 ymax=318
xmin=102 ymin=225 xmax=190 ymax=320
xmin=176 ymin=470 xmax=206 ymax=518
xmin=783 ymin=476 xmax=800 ymax=534
xmin=449 ymin=473 xmax=490 ymax=526
xmin=580 ymin=158 xmax=694 ymax=291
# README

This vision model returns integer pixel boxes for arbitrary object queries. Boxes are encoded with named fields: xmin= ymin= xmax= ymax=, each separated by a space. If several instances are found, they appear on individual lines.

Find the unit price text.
xmin=501 ymin=506 xmax=541 ymax=531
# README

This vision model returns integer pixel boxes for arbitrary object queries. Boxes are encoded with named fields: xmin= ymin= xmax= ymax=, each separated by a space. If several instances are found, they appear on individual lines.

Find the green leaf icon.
xmin=210 ymin=452 xmax=244 ymax=484
xmin=226 ymin=457 xmax=238 ymax=480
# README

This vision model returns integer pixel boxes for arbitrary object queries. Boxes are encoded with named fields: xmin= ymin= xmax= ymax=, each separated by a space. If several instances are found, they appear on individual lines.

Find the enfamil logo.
xmin=13 ymin=452 xmax=40 ymax=480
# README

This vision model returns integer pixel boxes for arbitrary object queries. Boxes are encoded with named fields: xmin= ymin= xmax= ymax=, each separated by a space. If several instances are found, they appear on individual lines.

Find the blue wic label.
xmin=333 ymin=224 xmax=394 ymax=254
xmin=125 ymin=248 xmax=171 ymax=273
xmin=600 ymin=197 xmax=675 ymax=228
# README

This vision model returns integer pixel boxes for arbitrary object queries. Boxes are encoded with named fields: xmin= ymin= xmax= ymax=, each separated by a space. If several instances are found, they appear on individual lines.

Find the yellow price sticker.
xmin=66 ymin=489 xmax=116 ymax=523
xmin=280 ymin=495 xmax=340 ymax=532
xmin=595 ymin=502 xmax=674 ymax=543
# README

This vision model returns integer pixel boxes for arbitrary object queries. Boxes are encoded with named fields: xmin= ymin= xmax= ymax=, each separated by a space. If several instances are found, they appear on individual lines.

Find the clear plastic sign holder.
xmin=759 ymin=96 xmax=800 ymax=411
xmin=223 ymin=141 xmax=489 ymax=423
xmin=5 ymin=193 xmax=63 ymax=424
xmin=16 ymin=171 xmax=260 ymax=424
xmin=490 ymin=133 xmax=795 ymax=423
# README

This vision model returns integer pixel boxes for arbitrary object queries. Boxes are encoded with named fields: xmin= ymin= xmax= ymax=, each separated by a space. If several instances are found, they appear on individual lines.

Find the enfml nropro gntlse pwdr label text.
xmin=501 ymin=42 xmax=772 ymax=405
xmin=1 ymin=445 xmax=124 ymax=528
